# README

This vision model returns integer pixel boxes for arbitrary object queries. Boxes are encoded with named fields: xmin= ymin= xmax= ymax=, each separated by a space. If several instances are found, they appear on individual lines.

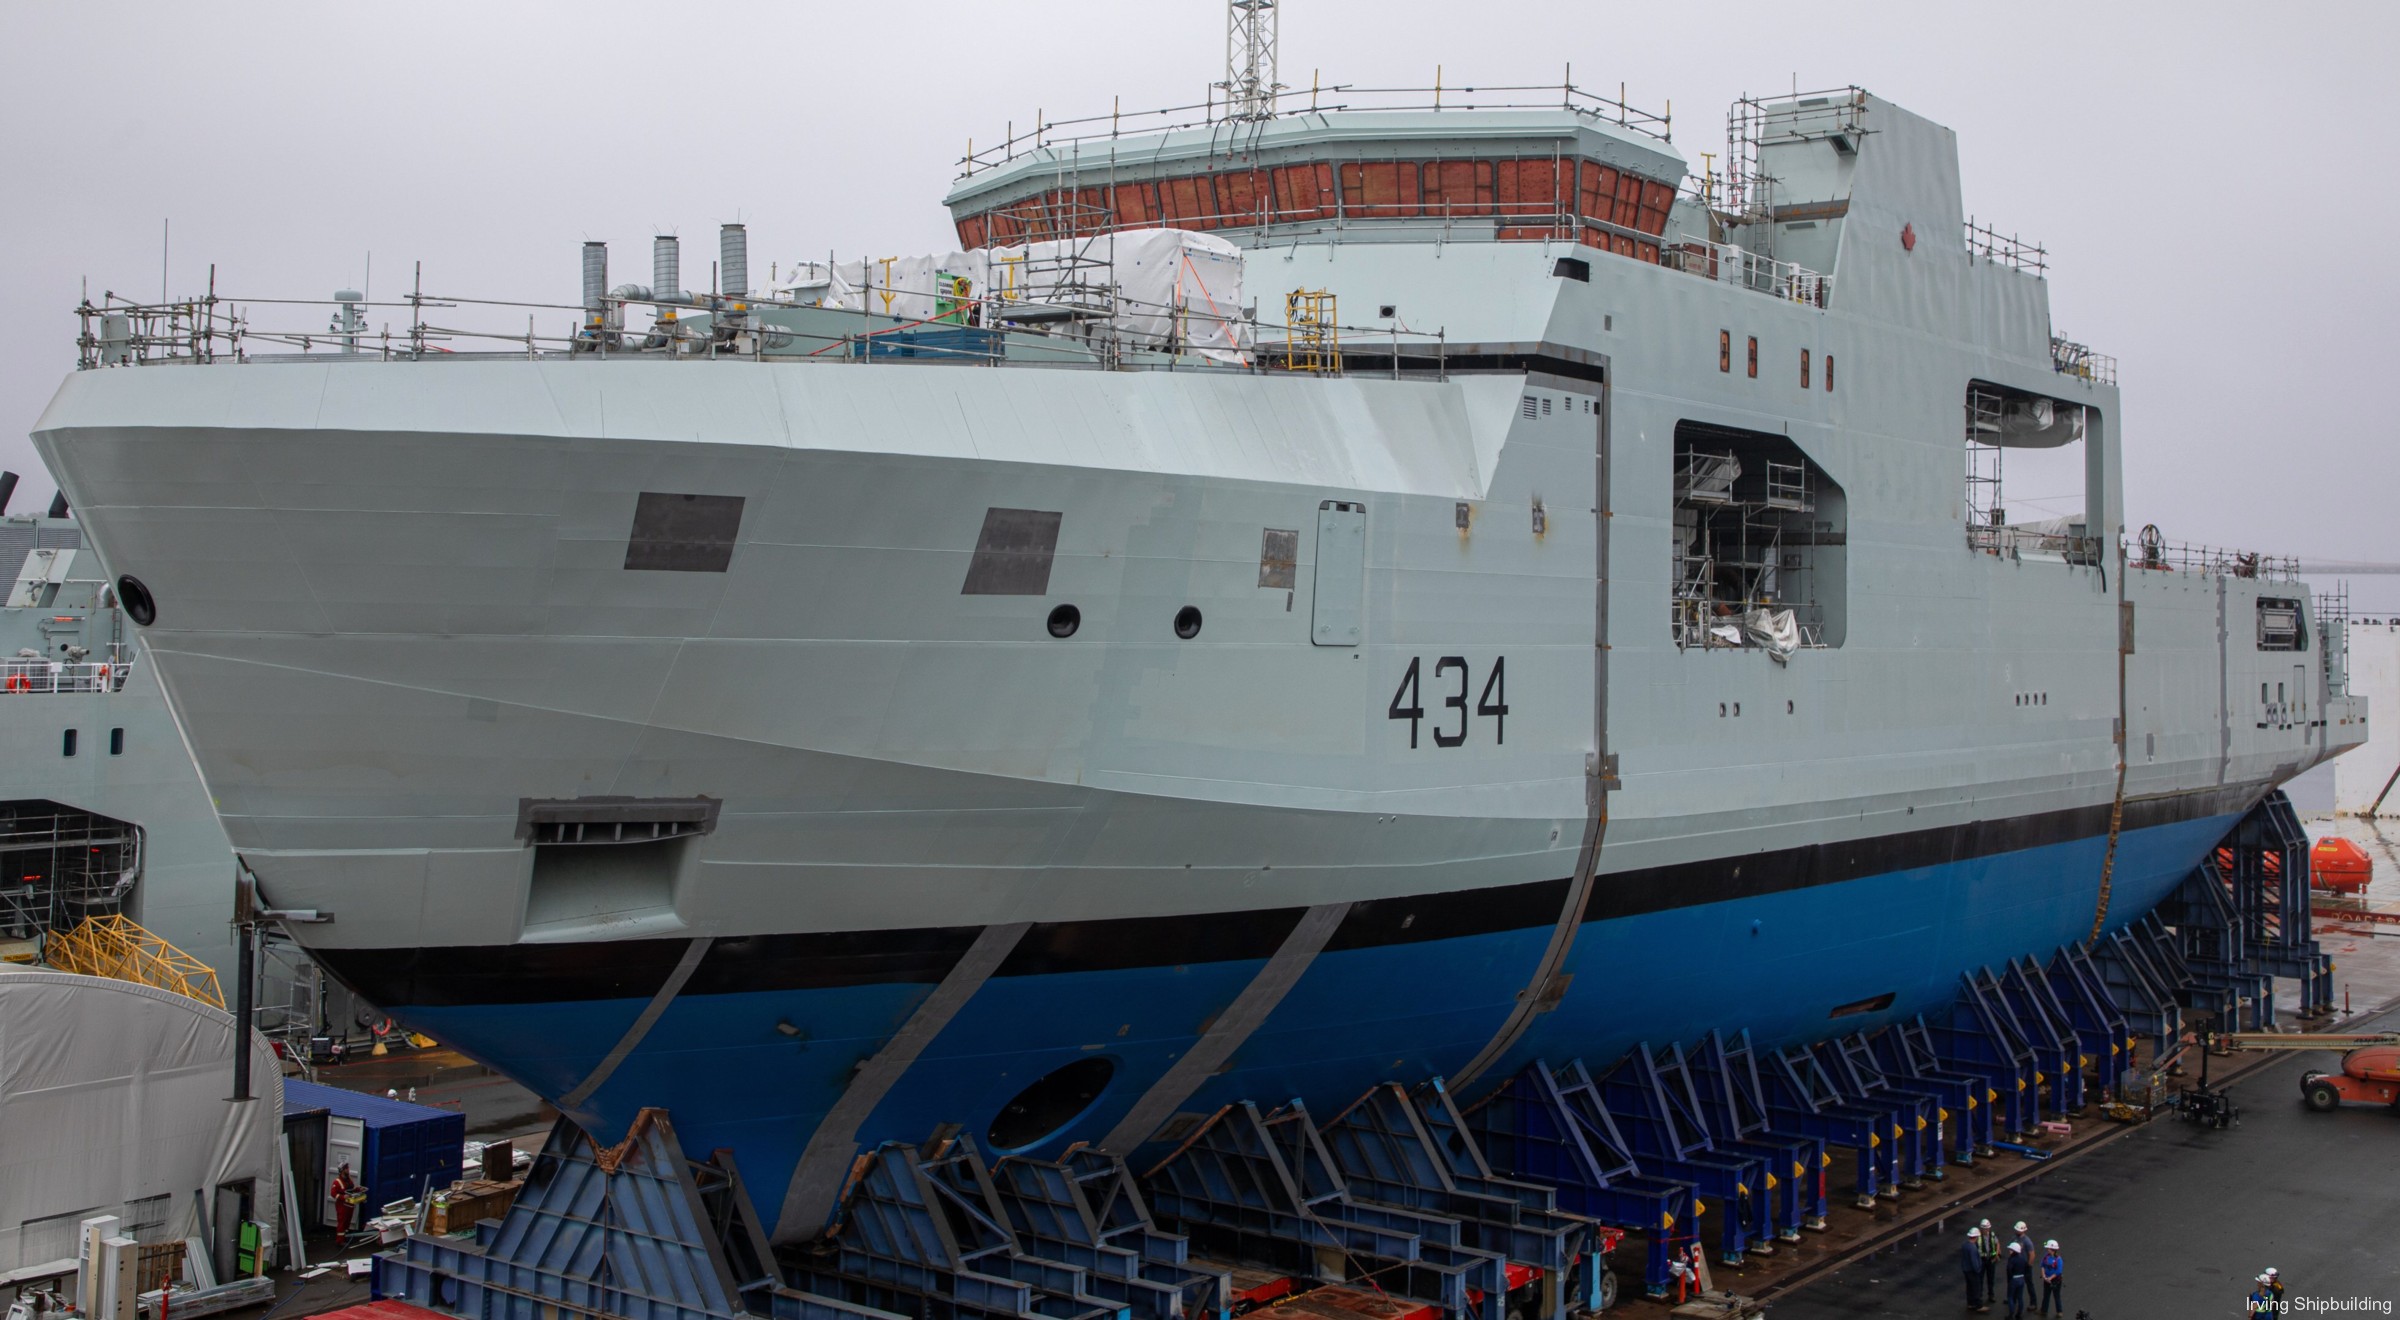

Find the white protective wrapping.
xmin=790 ymin=229 xmax=1251 ymax=363
xmin=0 ymin=969 xmax=282 ymax=1271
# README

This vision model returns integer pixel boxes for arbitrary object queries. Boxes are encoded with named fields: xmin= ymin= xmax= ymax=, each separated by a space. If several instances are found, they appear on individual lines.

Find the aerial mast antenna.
xmin=1218 ymin=0 xmax=1282 ymax=122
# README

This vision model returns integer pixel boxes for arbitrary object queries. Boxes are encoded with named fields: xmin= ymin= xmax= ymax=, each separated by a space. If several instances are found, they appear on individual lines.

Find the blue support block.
xmin=1933 ymin=969 xmax=2041 ymax=1140
xmin=2001 ymin=958 xmax=2086 ymax=1113
xmin=807 ymin=1137 xmax=1127 ymax=1320
xmin=1686 ymin=1032 xmax=1829 ymax=1232
xmin=374 ymin=1109 xmax=903 ymax=1320
xmin=1595 ymin=1050 xmax=1768 ymax=1264
xmin=988 ymin=1149 xmax=1229 ymax=1320
xmin=1143 ymin=1101 xmax=1507 ymax=1320
xmin=1317 ymin=1081 xmax=1601 ymax=1320
xmin=2089 ymin=921 xmax=2184 ymax=1061
xmin=1470 ymin=1059 xmax=1698 ymax=1299
xmin=1757 ymin=1044 xmax=1902 ymax=1209
xmin=2046 ymin=945 xmax=2132 ymax=1098
xmin=1813 ymin=1034 xmax=1941 ymax=1186
xmin=1871 ymin=1018 xmax=1991 ymax=1166
xmin=1648 ymin=1042 xmax=1811 ymax=1245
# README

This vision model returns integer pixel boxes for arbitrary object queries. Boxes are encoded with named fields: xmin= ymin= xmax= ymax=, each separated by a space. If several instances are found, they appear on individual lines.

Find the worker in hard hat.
xmin=329 ymin=1162 xmax=358 ymax=1239
xmin=2003 ymin=1241 xmax=2030 ymax=1318
xmin=2263 ymin=1268 xmax=2286 ymax=1309
xmin=2036 ymin=1240 xmax=2064 ymax=1316
xmin=1960 ymin=1227 xmax=1988 ymax=1311
xmin=2011 ymin=1220 xmax=2036 ymax=1260
xmin=2248 ymin=1275 xmax=2273 ymax=1317
xmin=1978 ymin=1218 xmax=2001 ymax=1302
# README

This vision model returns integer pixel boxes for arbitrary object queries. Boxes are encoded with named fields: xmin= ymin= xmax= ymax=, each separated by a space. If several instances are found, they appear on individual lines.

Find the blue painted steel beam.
xmin=1813 ymin=1034 xmax=1941 ymax=1186
xmin=1470 ymin=1059 xmax=1697 ymax=1299
xmin=1681 ymin=1034 xmax=1827 ymax=1234
xmin=1594 ymin=1049 xmax=1766 ymax=1264
xmin=1870 ymin=1018 xmax=1990 ymax=1165
xmin=1756 ymin=1043 xmax=1900 ymax=1208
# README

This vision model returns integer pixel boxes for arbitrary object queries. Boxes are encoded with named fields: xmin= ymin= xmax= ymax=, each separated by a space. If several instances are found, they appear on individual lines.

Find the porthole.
xmin=1173 ymin=606 xmax=1203 ymax=639
xmin=987 ymin=1055 xmax=1116 ymax=1151
xmin=117 ymin=576 xmax=156 ymax=627
xmin=1046 ymin=604 xmax=1081 ymax=638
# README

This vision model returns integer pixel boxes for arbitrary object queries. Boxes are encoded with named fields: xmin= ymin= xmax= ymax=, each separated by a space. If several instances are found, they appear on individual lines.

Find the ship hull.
xmin=313 ymin=796 xmax=2239 ymax=1231
xmin=32 ymin=324 xmax=2359 ymax=1238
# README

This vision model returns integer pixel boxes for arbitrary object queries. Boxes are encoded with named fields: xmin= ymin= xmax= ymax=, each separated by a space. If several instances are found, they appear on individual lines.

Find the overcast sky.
xmin=2 ymin=0 xmax=2393 ymax=608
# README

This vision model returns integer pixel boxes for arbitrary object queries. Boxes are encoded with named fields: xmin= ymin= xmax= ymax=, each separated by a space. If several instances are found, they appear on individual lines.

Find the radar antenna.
xmin=1218 ymin=0 xmax=1282 ymax=122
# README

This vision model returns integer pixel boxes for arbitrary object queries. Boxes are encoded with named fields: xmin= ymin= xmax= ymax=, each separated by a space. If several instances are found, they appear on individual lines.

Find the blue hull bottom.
xmin=382 ymin=809 xmax=2236 ymax=1226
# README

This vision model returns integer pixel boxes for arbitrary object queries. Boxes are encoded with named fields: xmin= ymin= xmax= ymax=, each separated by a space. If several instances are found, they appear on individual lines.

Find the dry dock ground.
xmin=288 ymin=816 xmax=2400 ymax=1320
xmin=1743 ymin=813 xmax=2400 ymax=1320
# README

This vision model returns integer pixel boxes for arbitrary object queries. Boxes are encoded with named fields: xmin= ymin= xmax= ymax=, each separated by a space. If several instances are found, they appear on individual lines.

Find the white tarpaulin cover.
xmin=0 ymin=968 xmax=281 ymax=1270
xmin=1742 ymin=607 xmax=1802 ymax=661
xmin=785 ymin=229 xmax=1252 ymax=363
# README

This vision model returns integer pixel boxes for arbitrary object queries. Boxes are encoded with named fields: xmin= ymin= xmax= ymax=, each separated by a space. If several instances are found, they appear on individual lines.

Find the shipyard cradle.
xmin=31 ymin=86 xmax=2366 ymax=1243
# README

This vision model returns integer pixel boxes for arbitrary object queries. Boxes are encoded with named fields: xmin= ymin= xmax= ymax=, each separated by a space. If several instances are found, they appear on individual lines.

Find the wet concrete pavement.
xmin=304 ymin=1045 xmax=552 ymax=1143
xmin=1764 ymin=1003 xmax=2400 ymax=1319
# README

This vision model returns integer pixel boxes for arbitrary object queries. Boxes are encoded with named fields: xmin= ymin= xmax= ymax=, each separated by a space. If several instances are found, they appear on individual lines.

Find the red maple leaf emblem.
xmin=1901 ymin=222 xmax=1917 ymax=252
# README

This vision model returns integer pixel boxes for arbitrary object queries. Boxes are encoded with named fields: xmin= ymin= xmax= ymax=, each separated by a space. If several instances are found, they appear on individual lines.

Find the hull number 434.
xmin=1389 ymin=656 xmax=1508 ymax=748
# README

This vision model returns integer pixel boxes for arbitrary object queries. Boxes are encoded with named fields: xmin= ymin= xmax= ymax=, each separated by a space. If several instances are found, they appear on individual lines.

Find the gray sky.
xmin=4 ymin=0 xmax=2394 ymax=608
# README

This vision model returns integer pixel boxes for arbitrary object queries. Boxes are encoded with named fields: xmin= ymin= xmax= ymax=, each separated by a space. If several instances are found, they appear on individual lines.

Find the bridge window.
xmin=957 ymin=155 xmax=1674 ymax=258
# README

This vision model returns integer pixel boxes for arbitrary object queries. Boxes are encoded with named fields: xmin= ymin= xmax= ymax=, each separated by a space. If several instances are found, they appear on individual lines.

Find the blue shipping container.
xmin=285 ymin=1078 xmax=465 ymax=1216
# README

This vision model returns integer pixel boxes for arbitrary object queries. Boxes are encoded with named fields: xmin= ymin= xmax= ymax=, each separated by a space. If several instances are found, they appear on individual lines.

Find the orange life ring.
xmin=3 ymin=674 xmax=26 ymax=693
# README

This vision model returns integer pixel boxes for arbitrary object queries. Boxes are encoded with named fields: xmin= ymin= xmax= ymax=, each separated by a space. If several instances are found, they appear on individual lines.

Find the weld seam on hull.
xmin=1096 ymin=901 xmax=1352 ymax=1154
xmin=557 ymin=935 xmax=714 ymax=1111
xmin=772 ymin=920 xmax=1030 ymax=1242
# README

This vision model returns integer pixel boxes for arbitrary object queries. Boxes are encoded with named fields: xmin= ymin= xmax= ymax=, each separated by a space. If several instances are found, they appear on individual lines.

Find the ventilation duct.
xmin=719 ymin=224 xmax=748 ymax=300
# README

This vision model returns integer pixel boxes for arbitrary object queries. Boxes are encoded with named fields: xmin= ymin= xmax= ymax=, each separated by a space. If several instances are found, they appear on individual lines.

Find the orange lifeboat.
xmin=2311 ymin=837 xmax=2373 ymax=895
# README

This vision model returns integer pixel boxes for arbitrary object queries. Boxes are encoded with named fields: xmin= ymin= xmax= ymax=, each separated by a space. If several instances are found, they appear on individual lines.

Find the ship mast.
xmin=1217 ymin=0 xmax=1282 ymax=122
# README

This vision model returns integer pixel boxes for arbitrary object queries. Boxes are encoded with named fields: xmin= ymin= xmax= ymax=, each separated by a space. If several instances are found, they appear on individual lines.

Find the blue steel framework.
xmin=374 ymin=793 xmax=2336 ymax=1314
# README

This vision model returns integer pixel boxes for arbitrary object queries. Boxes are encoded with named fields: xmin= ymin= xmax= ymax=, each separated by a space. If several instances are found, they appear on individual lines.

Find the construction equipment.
xmin=42 ymin=912 xmax=224 ymax=1008
xmin=2211 ymin=1031 xmax=2400 ymax=1112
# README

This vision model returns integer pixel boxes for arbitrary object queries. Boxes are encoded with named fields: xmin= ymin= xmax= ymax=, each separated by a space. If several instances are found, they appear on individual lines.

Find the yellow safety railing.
xmin=44 ymin=913 xmax=226 ymax=1009
xmin=1283 ymin=289 xmax=1339 ymax=373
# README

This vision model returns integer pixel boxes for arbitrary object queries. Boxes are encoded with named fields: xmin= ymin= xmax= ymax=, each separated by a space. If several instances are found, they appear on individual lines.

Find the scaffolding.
xmin=0 ymin=799 xmax=141 ymax=941
xmin=1671 ymin=440 xmax=1823 ymax=649
xmin=1281 ymin=289 xmax=1339 ymax=373
xmin=1964 ymin=385 xmax=2006 ymax=553
xmin=43 ymin=912 xmax=224 ymax=1009
xmin=1721 ymin=87 xmax=1868 ymax=237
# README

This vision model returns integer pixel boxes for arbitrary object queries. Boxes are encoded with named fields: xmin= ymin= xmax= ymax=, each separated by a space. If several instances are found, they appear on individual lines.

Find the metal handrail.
xmin=1965 ymin=217 xmax=2046 ymax=275
xmin=1663 ymin=235 xmax=1831 ymax=306
xmin=76 ymin=283 xmax=1476 ymax=378
xmin=2129 ymin=534 xmax=2301 ymax=582
xmin=0 ymin=658 xmax=133 ymax=694
xmin=955 ymin=77 xmax=1672 ymax=179
xmin=2050 ymin=336 xmax=2116 ymax=386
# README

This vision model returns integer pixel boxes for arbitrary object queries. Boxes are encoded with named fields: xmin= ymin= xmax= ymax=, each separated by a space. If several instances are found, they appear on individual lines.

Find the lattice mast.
xmin=1218 ymin=0 xmax=1282 ymax=122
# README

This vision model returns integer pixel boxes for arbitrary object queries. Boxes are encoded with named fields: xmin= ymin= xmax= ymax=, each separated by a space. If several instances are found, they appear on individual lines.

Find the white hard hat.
xmin=2266 ymin=1268 xmax=2279 ymax=1277
xmin=2044 ymin=1240 xmax=2058 ymax=1250
xmin=1968 ymin=1227 xmax=1981 ymax=1238
xmin=2008 ymin=1242 xmax=2023 ymax=1253
xmin=1980 ymin=1218 xmax=1993 ymax=1226
xmin=2014 ymin=1221 xmax=2028 ymax=1233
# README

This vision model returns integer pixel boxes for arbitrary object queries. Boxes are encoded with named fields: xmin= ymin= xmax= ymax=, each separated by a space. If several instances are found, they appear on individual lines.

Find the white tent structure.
xmin=784 ymin=229 xmax=1254 ymax=364
xmin=0 ymin=967 xmax=281 ymax=1275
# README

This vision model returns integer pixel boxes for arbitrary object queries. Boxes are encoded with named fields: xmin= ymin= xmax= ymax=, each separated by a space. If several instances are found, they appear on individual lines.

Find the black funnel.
xmin=45 ymin=491 xmax=67 ymax=519
xmin=0 ymin=472 xmax=17 ymax=516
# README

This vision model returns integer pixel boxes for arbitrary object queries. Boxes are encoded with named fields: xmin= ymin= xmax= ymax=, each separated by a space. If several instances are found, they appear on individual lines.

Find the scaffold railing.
xmin=955 ymin=75 xmax=1673 ymax=179
xmin=44 ymin=913 xmax=225 ymax=1009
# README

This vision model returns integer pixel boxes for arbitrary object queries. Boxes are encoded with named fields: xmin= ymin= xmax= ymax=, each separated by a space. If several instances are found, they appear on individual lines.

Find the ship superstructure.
xmin=30 ymin=69 xmax=2365 ymax=1254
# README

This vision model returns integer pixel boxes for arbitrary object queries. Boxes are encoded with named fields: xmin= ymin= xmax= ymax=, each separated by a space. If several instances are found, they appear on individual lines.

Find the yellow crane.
xmin=44 ymin=913 xmax=225 ymax=1009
